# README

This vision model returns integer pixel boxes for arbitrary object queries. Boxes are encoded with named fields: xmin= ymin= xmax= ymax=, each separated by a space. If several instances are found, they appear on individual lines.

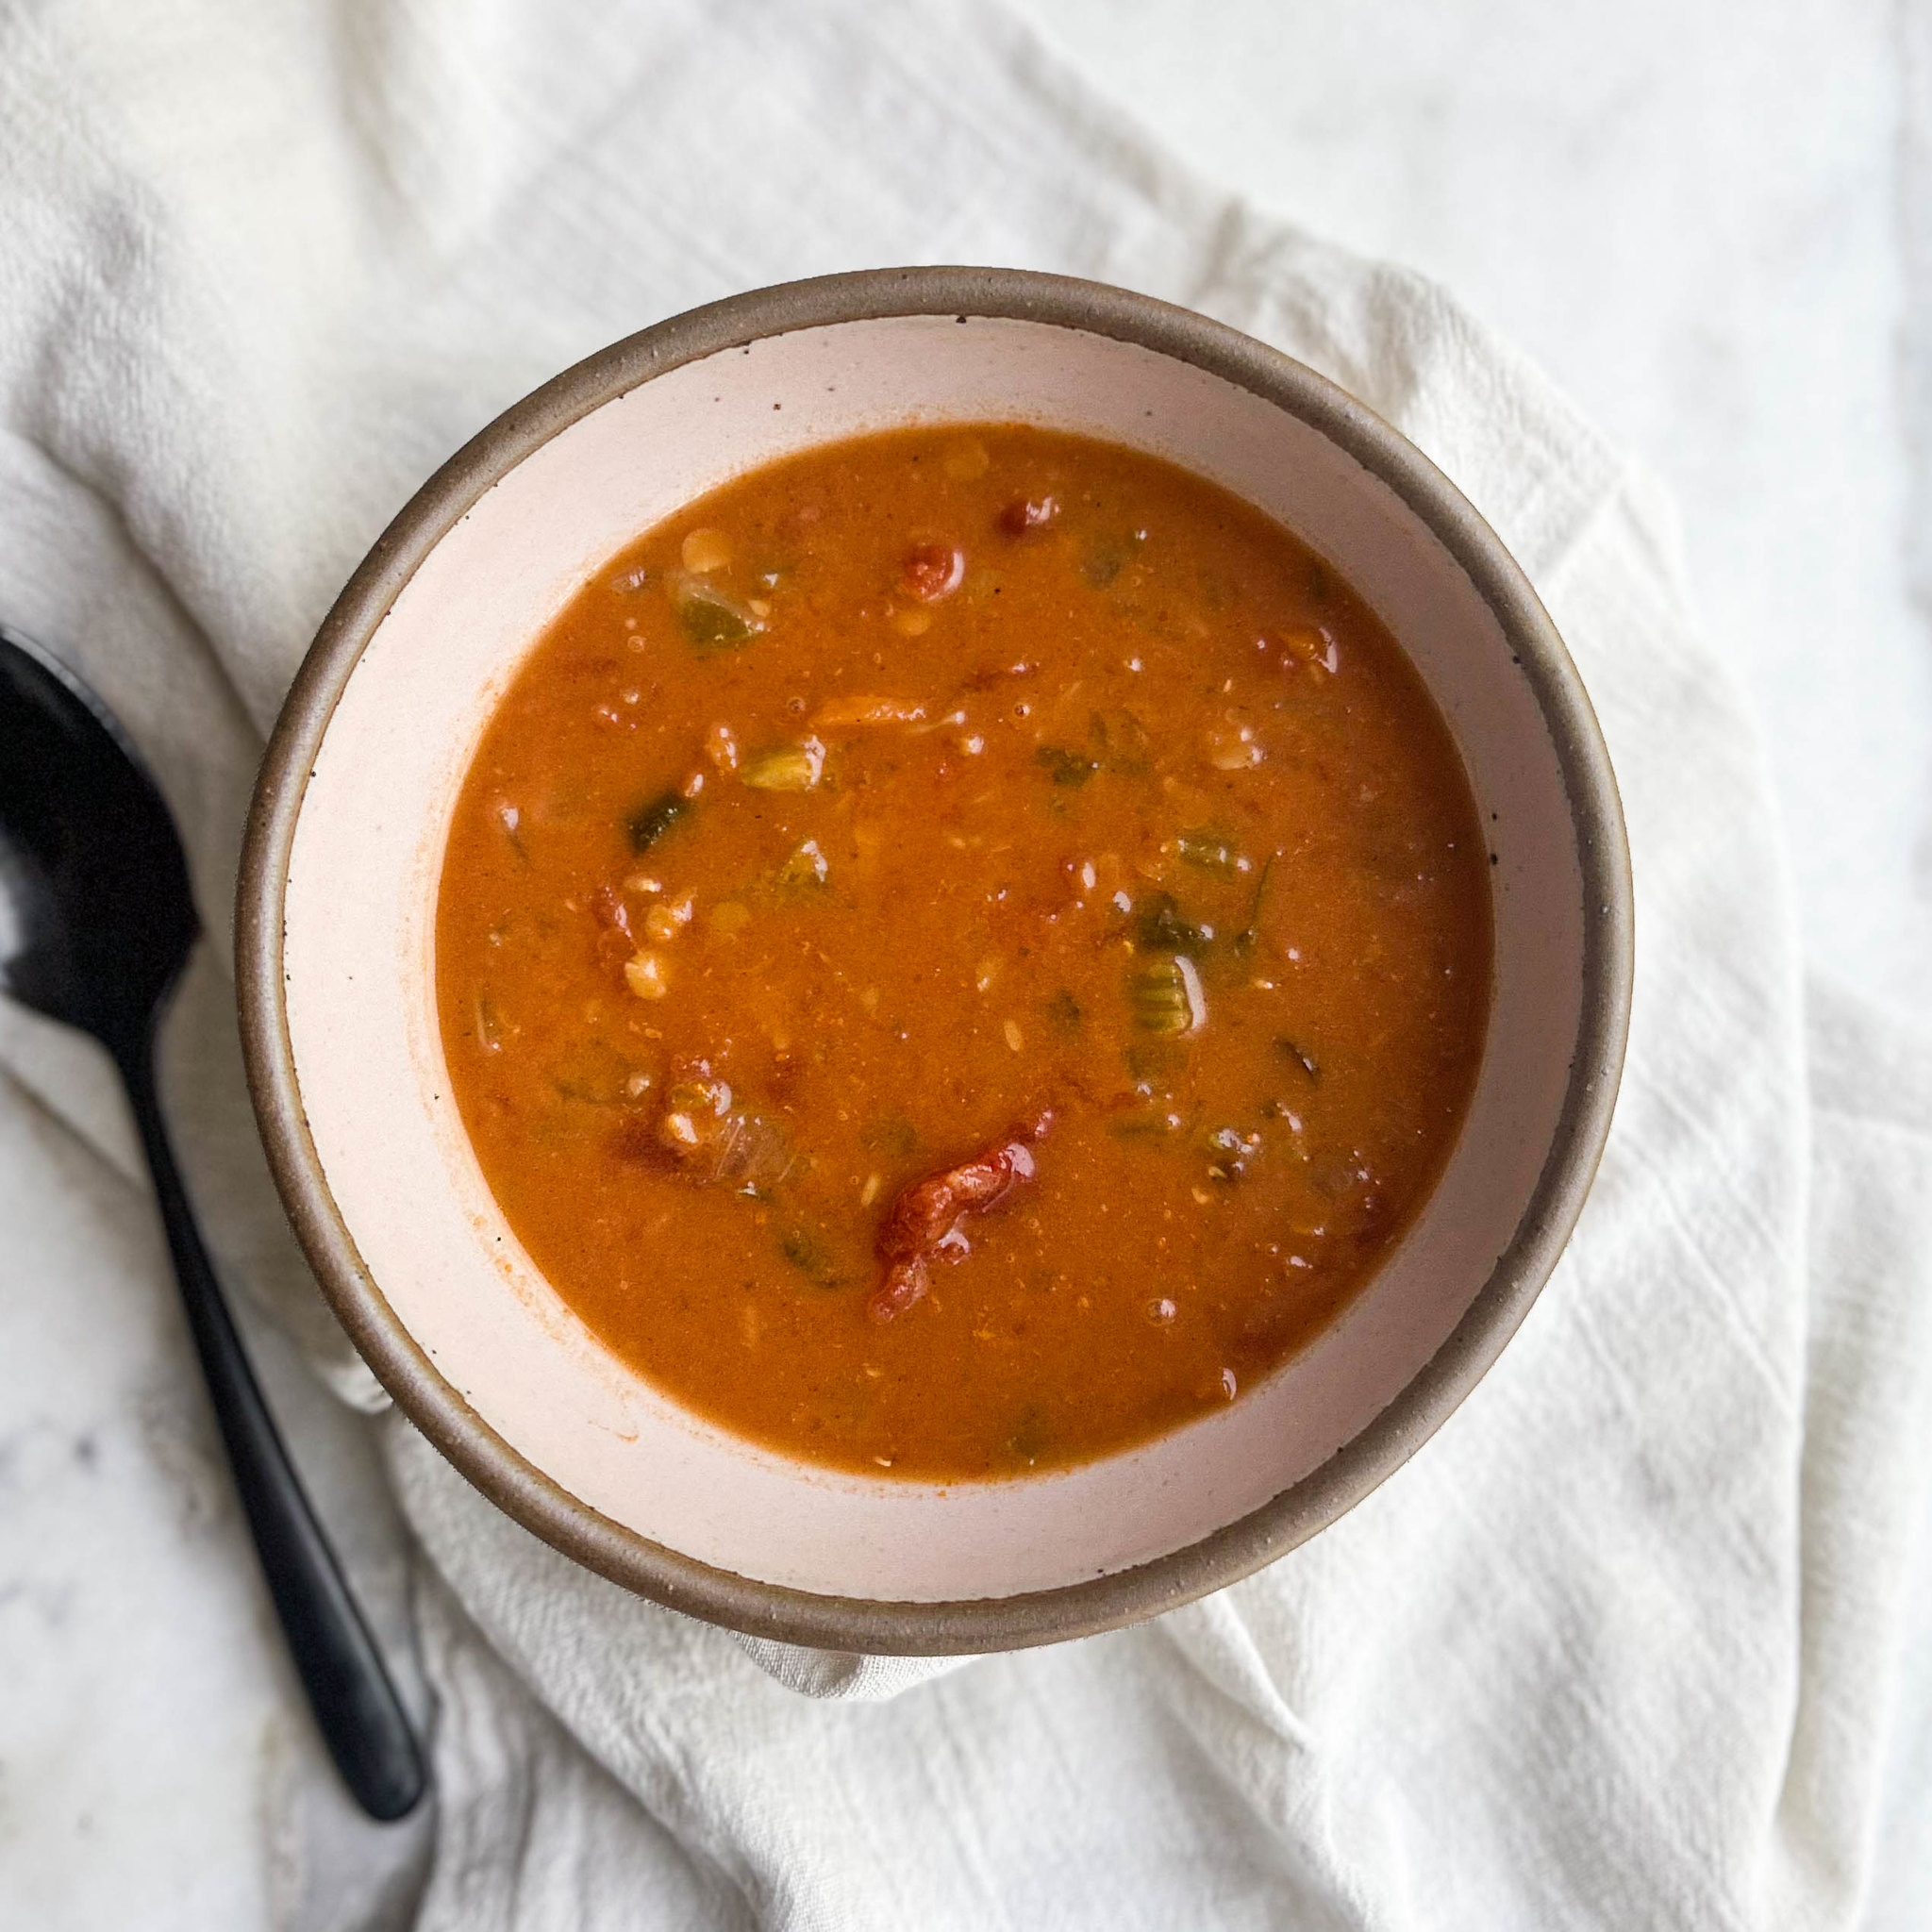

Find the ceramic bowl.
xmin=238 ymin=268 xmax=1632 ymax=1653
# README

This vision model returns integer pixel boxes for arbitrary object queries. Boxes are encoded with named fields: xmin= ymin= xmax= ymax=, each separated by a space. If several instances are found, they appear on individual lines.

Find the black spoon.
xmin=0 ymin=622 xmax=427 ymax=1822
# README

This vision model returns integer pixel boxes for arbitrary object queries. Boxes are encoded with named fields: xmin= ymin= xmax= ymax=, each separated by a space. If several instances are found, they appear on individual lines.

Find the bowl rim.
xmin=236 ymin=266 xmax=1634 ymax=1655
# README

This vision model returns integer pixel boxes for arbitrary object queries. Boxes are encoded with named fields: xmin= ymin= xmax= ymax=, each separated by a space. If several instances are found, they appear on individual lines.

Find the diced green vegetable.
xmin=1081 ymin=530 xmax=1144 ymax=588
xmin=1108 ymin=1108 xmax=1188 ymax=1141
xmin=1090 ymin=708 xmax=1150 ymax=774
xmin=1136 ymin=892 xmax=1214 ymax=957
xmin=1176 ymin=827 xmax=1244 ymax=876
xmin=776 ymin=838 xmax=829 ymax=891
xmin=671 ymin=573 xmax=766 ymax=653
xmin=1004 ymin=1404 xmax=1051 ymax=1466
xmin=1045 ymin=989 xmax=1082 ymax=1037
xmin=1129 ymin=954 xmax=1206 ymax=1035
xmin=1201 ymin=1124 xmax=1263 ymax=1182
xmin=778 ymin=1225 xmax=845 ymax=1289
xmin=861 ymin=1116 xmax=919 ymax=1159
xmin=1275 ymin=1038 xmax=1320 ymax=1080
xmin=1124 ymin=1039 xmax=1186 ymax=1083
xmin=629 ymin=790 xmax=691 ymax=853
xmin=741 ymin=739 xmax=824 ymax=791
xmin=1035 ymin=746 xmax=1098 ymax=788
xmin=549 ymin=1039 xmax=636 ymax=1106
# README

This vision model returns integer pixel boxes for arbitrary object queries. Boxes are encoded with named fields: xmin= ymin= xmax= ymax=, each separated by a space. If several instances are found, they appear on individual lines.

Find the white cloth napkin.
xmin=6 ymin=0 xmax=1932 ymax=1924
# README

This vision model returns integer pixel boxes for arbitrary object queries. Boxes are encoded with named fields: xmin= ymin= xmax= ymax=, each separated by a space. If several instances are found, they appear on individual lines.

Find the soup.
xmin=435 ymin=425 xmax=1491 ymax=1479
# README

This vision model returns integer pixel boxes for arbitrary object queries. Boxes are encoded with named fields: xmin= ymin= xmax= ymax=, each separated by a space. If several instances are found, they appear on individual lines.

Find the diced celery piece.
xmin=671 ymin=573 xmax=766 ymax=654
xmin=1176 ymin=828 xmax=1244 ymax=875
xmin=741 ymin=739 xmax=825 ymax=791
xmin=1128 ymin=954 xmax=1206 ymax=1035
xmin=1035 ymin=746 xmax=1097 ymax=787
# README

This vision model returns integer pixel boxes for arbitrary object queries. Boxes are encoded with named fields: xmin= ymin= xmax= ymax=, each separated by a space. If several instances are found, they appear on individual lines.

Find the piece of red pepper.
xmin=870 ymin=1108 xmax=1053 ymax=1321
xmin=996 ymin=494 xmax=1058 ymax=538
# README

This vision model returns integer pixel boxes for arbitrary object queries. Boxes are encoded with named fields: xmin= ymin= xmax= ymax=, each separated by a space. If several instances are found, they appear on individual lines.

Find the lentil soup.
xmin=435 ymin=425 xmax=1491 ymax=1480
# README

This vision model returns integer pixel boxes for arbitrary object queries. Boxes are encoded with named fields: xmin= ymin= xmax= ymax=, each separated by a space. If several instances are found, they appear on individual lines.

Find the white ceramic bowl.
xmin=239 ymin=269 xmax=1631 ymax=1653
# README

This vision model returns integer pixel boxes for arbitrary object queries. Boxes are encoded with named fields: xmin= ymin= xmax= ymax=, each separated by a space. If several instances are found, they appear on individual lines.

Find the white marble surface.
xmin=2 ymin=3 xmax=1926 ymax=1927
xmin=0 ymin=956 xmax=433 ymax=1931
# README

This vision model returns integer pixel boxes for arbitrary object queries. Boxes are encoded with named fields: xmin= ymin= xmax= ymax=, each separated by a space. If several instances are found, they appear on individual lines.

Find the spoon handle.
xmin=114 ymin=1033 xmax=428 ymax=1822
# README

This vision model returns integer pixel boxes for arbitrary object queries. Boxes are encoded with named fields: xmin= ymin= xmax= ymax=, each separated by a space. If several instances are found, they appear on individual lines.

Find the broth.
xmin=435 ymin=425 xmax=1491 ymax=1479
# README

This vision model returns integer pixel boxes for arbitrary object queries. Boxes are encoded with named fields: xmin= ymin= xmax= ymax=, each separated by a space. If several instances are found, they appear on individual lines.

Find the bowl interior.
xmin=280 ymin=311 xmax=1586 ymax=1606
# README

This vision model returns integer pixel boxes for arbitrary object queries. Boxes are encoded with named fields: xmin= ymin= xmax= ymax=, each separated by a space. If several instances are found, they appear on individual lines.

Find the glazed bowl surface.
xmin=239 ymin=267 xmax=1632 ymax=1653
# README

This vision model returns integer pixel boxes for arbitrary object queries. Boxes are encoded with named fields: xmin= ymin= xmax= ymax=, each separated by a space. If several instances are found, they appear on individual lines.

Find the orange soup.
xmin=436 ymin=425 xmax=1491 ymax=1479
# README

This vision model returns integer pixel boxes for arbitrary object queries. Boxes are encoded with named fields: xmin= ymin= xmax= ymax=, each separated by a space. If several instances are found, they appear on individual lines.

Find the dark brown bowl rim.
xmin=236 ymin=266 xmax=1634 ymax=1656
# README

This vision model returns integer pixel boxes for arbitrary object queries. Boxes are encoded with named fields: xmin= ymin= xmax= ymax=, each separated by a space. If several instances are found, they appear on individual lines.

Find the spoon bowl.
xmin=0 ymin=625 xmax=196 ymax=1049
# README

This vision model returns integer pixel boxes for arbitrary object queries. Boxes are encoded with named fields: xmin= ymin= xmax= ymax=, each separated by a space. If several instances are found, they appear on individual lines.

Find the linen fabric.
xmin=3 ymin=0 xmax=1930 ymax=1924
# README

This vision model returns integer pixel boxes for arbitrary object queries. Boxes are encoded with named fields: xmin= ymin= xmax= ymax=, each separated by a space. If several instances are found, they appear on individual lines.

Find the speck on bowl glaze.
xmin=237 ymin=269 xmax=1632 ymax=1655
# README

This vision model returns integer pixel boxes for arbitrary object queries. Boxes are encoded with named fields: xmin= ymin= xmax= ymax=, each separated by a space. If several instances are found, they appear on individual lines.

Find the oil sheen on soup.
xmin=436 ymin=425 xmax=1491 ymax=1480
